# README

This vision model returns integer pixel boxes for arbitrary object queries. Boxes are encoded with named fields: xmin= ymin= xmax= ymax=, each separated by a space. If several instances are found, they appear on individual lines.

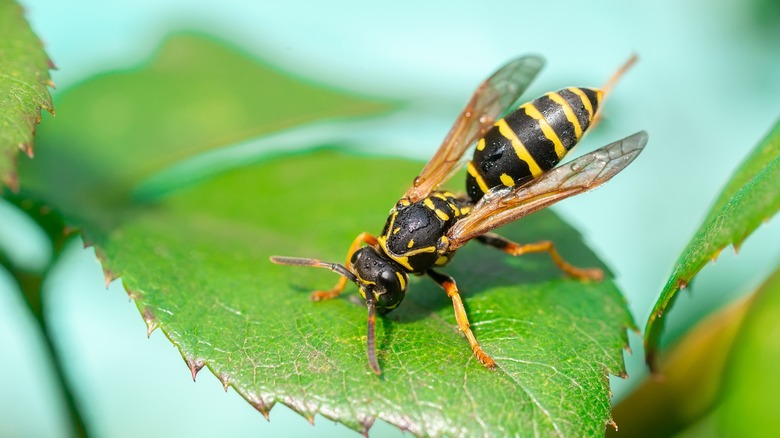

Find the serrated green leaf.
xmin=89 ymin=151 xmax=631 ymax=437
xmin=0 ymin=0 xmax=54 ymax=190
xmin=644 ymin=119 xmax=780 ymax=366
xmin=12 ymin=32 xmax=634 ymax=436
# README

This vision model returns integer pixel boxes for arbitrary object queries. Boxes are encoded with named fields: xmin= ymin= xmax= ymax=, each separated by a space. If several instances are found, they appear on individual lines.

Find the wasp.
xmin=271 ymin=55 xmax=647 ymax=374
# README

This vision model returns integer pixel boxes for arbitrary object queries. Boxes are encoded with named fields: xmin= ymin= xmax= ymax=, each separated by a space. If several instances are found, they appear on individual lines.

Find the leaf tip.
xmin=142 ymin=307 xmax=159 ymax=338
xmin=18 ymin=142 xmax=34 ymax=158
xmin=360 ymin=417 xmax=376 ymax=437
xmin=710 ymin=248 xmax=722 ymax=263
xmin=219 ymin=373 xmax=230 ymax=392
xmin=103 ymin=268 xmax=116 ymax=288
xmin=185 ymin=357 xmax=205 ymax=382
xmin=244 ymin=393 xmax=271 ymax=420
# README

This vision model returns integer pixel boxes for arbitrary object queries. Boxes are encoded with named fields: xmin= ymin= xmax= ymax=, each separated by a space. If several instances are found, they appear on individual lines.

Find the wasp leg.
xmin=310 ymin=232 xmax=378 ymax=301
xmin=427 ymin=269 xmax=496 ymax=369
xmin=476 ymin=232 xmax=603 ymax=281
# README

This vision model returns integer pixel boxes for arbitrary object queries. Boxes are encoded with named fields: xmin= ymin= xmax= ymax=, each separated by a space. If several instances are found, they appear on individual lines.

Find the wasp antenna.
xmin=366 ymin=297 xmax=382 ymax=375
xmin=269 ymin=256 xmax=358 ymax=283
xmin=601 ymin=53 xmax=638 ymax=100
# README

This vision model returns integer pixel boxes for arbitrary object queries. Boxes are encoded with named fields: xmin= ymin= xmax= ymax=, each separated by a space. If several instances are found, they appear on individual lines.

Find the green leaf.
xmin=18 ymin=32 xmax=392 ymax=215
xmin=612 ymin=265 xmax=780 ymax=438
xmin=96 ymin=152 xmax=633 ymax=436
xmin=0 ymin=0 xmax=54 ymax=190
xmin=609 ymin=295 xmax=752 ymax=437
xmin=14 ymin=33 xmax=633 ymax=436
xmin=644 ymin=119 xmax=780 ymax=366
xmin=716 ymin=265 xmax=780 ymax=435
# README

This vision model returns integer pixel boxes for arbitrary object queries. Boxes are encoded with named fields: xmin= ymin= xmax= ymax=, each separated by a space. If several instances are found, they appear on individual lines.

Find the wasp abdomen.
xmin=466 ymin=87 xmax=602 ymax=202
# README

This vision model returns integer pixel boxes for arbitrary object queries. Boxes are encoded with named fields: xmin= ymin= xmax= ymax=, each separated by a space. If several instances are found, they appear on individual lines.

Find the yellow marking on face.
xmin=407 ymin=239 xmax=415 ymax=249
xmin=395 ymin=271 xmax=407 ymax=290
xmin=398 ymin=198 xmax=411 ymax=207
xmin=436 ymin=255 xmax=449 ymax=266
xmin=393 ymin=227 xmax=400 ymax=235
xmin=499 ymin=173 xmax=516 ymax=187
xmin=467 ymin=162 xmax=490 ymax=194
xmin=435 ymin=209 xmax=450 ymax=221
xmin=548 ymin=92 xmax=582 ymax=139
xmin=477 ymin=137 xmax=486 ymax=151
xmin=523 ymin=103 xmax=567 ymax=159
xmin=460 ymin=206 xmax=471 ymax=215
xmin=495 ymin=119 xmax=543 ymax=177
xmin=569 ymin=87 xmax=593 ymax=121
xmin=355 ymin=272 xmax=376 ymax=300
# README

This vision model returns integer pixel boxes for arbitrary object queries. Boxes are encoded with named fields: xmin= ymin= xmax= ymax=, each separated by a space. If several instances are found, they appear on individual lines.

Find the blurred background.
xmin=1 ymin=0 xmax=779 ymax=436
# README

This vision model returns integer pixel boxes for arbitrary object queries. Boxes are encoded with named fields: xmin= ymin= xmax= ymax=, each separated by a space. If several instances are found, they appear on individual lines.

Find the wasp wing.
xmin=403 ymin=55 xmax=545 ymax=203
xmin=446 ymin=131 xmax=648 ymax=249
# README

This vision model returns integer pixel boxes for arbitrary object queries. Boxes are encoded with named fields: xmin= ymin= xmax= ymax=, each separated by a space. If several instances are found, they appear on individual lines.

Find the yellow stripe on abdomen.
xmin=548 ymin=91 xmax=583 ymax=140
xmin=568 ymin=87 xmax=594 ymax=121
xmin=495 ymin=119 xmax=543 ymax=177
xmin=467 ymin=161 xmax=490 ymax=194
xmin=522 ymin=103 xmax=567 ymax=159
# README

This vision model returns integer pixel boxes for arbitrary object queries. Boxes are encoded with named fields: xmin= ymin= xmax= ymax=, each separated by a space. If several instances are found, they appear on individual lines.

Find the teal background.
xmin=1 ymin=0 xmax=779 ymax=436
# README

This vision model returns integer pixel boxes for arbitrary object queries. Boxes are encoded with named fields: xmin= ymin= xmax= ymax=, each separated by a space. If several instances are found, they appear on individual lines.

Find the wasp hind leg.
xmin=477 ymin=232 xmax=603 ymax=281
xmin=310 ymin=232 xmax=378 ymax=301
xmin=427 ymin=269 xmax=496 ymax=369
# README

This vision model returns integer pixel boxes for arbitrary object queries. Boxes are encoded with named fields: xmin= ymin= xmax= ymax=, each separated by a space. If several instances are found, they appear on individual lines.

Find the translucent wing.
xmin=446 ymin=131 xmax=648 ymax=248
xmin=403 ymin=55 xmax=545 ymax=203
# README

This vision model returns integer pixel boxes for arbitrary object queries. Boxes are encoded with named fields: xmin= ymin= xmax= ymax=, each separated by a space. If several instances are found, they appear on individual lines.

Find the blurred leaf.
xmin=0 ymin=0 xmax=53 ymax=190
xmin=609 ymin=296 xmax=752 ymax=437
xmin=18 ymin=32 xmax=392 ymax=219
xmin=12 ymin=32 xmax=634 ymax=436
xmin=717 ymin=266 xmax=780 ymax=436
xmin=645 ymin=119 xmax=780 ymax=366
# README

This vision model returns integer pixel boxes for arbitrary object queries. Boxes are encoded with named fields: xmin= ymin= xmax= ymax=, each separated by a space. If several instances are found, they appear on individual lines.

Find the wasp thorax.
xmin=350 ymin=246 xmax=408 ymax=314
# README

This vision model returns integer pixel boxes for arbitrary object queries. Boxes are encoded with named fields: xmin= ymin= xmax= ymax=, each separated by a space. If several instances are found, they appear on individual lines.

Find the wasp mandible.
xmin=271 ymin=55 xmax=647 ymax=374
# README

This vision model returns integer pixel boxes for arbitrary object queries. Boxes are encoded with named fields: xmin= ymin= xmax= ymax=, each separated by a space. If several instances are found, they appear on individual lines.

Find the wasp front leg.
xmin=477 ymin=233 xmax=603 ymax=281
xmin=310 ymin=232 xmax=378 ymax=301
xmin=427 ymin=269 xmax=496 ymax=369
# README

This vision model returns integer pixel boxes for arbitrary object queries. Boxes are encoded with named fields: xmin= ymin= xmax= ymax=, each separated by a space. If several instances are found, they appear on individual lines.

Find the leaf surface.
xmin=0 ymin=0 xmax=54 ymax=190
xmin=644 ymin=119 xmax=780 ymax=365
xmin=13 ymin=33 xmax=633 ymax=436
xmin=716 ymin=266 xmax=780 ymax=436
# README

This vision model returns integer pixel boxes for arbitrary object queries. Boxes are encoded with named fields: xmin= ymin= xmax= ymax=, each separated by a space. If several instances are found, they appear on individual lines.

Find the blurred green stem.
xmin=0 ymin=196 xmax=87 ymax=438
xmin=12 ymin=266 xmax=88 ymax=438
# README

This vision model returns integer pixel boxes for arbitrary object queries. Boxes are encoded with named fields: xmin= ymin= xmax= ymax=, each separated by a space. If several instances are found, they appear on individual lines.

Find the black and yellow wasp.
xmin=271 ymin=55 xmax=647 ymax=374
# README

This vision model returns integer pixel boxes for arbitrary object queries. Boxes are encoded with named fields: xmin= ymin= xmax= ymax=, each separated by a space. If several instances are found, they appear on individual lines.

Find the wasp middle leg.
xmin=310 ymin=232 xmax=378 ymax=301
xmin=476 ymin=232 xmax=603 ymax=281
xmin=427 ymin=269 xmax=496 ymax=369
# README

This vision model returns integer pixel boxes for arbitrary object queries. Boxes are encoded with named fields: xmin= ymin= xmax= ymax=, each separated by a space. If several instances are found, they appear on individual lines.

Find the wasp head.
xmin=350 ymin=246 xmax=408 ymax=314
